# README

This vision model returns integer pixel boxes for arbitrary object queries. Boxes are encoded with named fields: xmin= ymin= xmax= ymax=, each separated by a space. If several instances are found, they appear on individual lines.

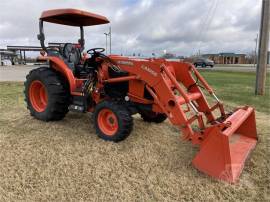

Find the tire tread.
xmin=24 ymin=67 xmax=69 ymax=121
xmin=94 ymin=101 xmax=133 ymax=142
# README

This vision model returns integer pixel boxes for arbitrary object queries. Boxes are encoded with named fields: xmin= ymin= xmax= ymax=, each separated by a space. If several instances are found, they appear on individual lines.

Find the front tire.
xmin=94 ymin=101 xmax=133 ymax=142
xmin=24 ymin=67 xmax=70 ymax=121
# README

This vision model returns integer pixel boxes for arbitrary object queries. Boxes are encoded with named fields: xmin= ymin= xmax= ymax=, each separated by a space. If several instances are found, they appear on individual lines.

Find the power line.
xmin=197 ymin=0 xmax=220 ymax=55
xmin=191 ymin=1 xmax=216 ymax=55
xmin=202 ymin=0 xmax=219 ymax=36
xmin=191 ymin=0 xmax=219 ymax=56
xmin=197 ymin=0 xmax=217 ymax=42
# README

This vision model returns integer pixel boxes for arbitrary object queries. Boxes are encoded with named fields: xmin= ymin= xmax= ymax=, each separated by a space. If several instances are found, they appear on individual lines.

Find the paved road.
xmin=197 ymin=64 xmax=270 ymax=72
xmin=0 ymin=64 xmax=269 ymax=81
xmin=0 ymin=65 xmax=37 ymax=82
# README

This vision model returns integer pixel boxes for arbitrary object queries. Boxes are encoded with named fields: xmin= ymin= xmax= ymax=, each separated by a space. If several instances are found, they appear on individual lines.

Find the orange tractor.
xmin=25 ymin=9 xmax=257 ymax=183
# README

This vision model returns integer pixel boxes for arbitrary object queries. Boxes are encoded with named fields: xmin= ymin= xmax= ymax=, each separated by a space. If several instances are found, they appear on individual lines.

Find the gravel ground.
xmin=0 ymin=82 xmax=269 ymax=201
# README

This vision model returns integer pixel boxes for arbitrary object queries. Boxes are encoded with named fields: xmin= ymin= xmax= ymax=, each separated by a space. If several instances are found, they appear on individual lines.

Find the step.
xmin=69 ymin=104 xmax=85 ymax=113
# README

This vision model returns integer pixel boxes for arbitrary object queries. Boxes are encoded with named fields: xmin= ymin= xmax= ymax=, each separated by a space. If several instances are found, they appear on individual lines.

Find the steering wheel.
xmin=85 ymin=47 xmax=118 ymax=70
xmin=87 ymin=48 xmax=105 ymax=55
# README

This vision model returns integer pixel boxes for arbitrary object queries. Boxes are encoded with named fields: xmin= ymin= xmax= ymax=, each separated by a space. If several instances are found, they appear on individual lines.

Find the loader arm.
xmin=108 ymin=56 xmax=220 ymax=143
xmin=107 ymin=56 xmax=258 ymax=183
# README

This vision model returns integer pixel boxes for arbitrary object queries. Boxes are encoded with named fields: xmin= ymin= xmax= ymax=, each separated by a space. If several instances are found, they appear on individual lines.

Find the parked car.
xmin=194 ymin=58 xmax=214 ymax=68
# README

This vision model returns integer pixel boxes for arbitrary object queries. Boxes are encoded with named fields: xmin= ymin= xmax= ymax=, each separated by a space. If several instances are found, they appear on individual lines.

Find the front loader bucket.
xmin=192 ymin=107 xmax=257 ymax=183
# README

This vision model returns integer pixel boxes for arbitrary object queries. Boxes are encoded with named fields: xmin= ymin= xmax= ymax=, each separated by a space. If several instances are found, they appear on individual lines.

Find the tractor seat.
xmin=61 ymin=43 xmax=81 ymax=72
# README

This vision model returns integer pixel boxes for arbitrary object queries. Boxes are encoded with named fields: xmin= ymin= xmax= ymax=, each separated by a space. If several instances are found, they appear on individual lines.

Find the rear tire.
xmin=24 ymin=67 xmax=70 ymax=121
xmin=139 ymin=110 xmax=167 ymax=123
xmin=94 ymin=101 xmax=133 ymax=142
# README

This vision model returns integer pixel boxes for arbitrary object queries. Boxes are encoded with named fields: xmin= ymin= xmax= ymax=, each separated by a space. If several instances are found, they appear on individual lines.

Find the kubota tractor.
xmin=25 ymin=9 xmax=258 ymax=183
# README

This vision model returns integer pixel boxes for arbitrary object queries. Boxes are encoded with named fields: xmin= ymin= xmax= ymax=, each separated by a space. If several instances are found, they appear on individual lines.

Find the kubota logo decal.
xmin=117 ymin=61 xmax=134 ymax=66
xmin=141 ymin=65 xmax=157 ymax=77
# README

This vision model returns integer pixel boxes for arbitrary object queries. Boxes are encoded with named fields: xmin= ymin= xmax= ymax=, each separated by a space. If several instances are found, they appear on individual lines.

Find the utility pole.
xmin=255 ymin=0 xmax=270 ymax=95
xmin=104 ymin=27 xmax=112 ymax=55
xmin=109 ymin=26 xmax=112 ymax=55
xmin=104 ymin=32 xmax=109 ymax=55
xmin=19 ymin=50 xmax=22 ymax=65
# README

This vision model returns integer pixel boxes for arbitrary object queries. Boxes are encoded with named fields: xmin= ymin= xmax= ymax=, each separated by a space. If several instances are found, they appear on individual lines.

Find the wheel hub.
xmin=97 ymin=109 xmax=118 ymax=136
xmin=29 ymin=80 xmax=48 ymax=112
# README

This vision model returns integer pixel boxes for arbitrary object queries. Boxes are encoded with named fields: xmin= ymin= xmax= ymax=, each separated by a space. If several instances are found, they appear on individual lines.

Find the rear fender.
xmin=37 ymin=56 xmax=76 ymax=93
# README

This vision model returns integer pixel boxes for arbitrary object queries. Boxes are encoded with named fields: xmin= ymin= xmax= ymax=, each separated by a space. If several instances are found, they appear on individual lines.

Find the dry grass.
xmin=0 ymin=82 xmax=269 ymax=201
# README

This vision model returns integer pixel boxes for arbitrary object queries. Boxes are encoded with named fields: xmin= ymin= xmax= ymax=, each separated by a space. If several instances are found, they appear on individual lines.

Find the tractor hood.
xmin=40 ymin=8 xmax=110 ymax=26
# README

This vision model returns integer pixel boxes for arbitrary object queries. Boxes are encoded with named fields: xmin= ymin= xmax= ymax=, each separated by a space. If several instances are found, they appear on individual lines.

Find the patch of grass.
xmin=199 ymin=71 xmax=270 ymax=114
xmin=0 ymin=81 xmax=269 ymax=201
xmin=0 ymin=82 xmax=24 ymax=109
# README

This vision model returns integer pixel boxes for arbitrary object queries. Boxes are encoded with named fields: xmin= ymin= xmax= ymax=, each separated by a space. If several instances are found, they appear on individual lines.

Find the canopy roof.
xmin=40 ymin=8 xmax=110 ymax=26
